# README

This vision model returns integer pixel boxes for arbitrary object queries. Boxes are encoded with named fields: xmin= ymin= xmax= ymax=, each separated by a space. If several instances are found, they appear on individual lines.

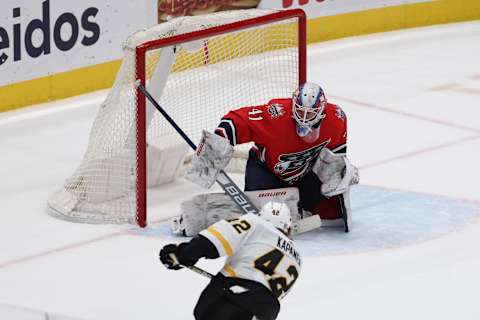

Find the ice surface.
xmin=1 ymin=21 xmax=480 ymax=320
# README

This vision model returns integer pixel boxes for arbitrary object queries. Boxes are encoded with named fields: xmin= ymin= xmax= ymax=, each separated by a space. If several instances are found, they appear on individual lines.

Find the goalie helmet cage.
xmin=48 ymin=8 xmax=307 ymax=227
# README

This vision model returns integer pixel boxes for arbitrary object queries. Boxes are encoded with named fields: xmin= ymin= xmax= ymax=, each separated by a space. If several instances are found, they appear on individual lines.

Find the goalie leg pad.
xmin=177 ymin=193 xmax=243 ymax=236
xmin=173 ymin=187 xmax=302 ymax=236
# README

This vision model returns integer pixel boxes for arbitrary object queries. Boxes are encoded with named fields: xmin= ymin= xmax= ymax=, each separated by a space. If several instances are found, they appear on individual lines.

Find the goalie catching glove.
xmin=185 ymin=130 xmax=234 ymax=189
xmin=313 ymin=148 xmax=359 ymax=197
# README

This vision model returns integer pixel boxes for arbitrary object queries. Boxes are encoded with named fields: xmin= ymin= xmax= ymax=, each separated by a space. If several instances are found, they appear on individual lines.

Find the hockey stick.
xmin=137 ymin=83 xmax=321 ymax=234
xmin=138 ymin=83 xmax=257 ymax=216
xmin=167 ymin=250 xmax=214 ymax=279
xmin=187 ymin=265 xmax=213 ymax=279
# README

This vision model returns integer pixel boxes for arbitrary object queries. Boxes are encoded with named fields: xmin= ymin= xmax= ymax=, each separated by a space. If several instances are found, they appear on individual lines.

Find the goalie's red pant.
xmin=244 ymin=151 xmax=342 ymax=220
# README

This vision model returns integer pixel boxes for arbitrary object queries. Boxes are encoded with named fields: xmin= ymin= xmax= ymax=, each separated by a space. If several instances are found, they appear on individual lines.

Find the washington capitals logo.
xmin=267 ymin=103 xmax=285 ymax=119
xmin=274 ymin=140 xmax=330 ymax=184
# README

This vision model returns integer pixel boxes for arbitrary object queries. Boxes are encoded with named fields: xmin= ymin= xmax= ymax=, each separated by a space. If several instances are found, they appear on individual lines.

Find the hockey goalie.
xmin=172 ymin=82 xmax=359 ymax=236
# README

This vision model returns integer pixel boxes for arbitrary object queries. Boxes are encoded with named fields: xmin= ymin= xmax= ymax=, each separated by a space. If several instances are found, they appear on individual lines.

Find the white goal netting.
xmin=48 ymin=9 xmax=305 ymax=226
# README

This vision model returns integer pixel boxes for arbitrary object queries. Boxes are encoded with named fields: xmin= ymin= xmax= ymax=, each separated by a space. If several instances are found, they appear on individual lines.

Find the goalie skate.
xmin=171 ymin=215 xmax=187 ymax=236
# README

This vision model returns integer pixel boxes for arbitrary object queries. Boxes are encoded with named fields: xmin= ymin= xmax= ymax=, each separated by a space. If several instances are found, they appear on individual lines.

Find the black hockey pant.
xmin=194 ymin=273 xmax=280 ymax=320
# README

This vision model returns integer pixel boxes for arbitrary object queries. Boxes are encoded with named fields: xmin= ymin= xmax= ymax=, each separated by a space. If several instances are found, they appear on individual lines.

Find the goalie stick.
xmin=137 ymin=83 xmax=321 ymax=235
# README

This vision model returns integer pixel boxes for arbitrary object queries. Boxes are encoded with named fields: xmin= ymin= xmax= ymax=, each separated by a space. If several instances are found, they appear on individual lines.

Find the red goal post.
xmin=48 ymin=9 xmax=307 ymax=228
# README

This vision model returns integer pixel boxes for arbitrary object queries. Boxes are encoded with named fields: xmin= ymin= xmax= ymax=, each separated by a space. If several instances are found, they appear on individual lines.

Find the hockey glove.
xmin=184 ymin=130 xmax=234 ymax=189
xmin=159 ymin=243 xmax=200 ymax=270
xmin=159 ymin=244 xmax=183 ymax=270
xmin=313 ymin=148 xmax=359 ymax=197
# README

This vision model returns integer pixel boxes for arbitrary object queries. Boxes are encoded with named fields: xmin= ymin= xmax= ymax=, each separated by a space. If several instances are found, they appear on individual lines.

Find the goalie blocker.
xmin=312 ymin=147 xmax=359 ymax=232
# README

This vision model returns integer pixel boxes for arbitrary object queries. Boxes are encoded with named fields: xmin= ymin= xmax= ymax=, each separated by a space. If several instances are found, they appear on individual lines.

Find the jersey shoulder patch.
xmin=266 ymin=103 xmax=286 ymax=119
xmin=248 ymin=102 xmax=287 ymax=121
xmin=334 ymin=105 xmax=346 ymax=121
xmin=324 ymin=103 xmax=346 ymax=122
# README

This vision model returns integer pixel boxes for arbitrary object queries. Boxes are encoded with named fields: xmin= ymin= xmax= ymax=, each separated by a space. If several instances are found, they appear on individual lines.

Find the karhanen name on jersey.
xmin=277 ymin=237 xmax=301 ymax=266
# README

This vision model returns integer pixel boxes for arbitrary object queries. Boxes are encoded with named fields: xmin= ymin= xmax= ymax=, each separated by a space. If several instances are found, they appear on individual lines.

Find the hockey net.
xmin=48 ymin=9 xmax=306 ymax=227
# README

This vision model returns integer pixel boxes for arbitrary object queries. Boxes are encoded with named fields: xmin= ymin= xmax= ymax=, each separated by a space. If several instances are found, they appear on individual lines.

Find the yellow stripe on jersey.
xmin=207 ymin=226 xmax=233 ymax=256
xmin=223 ymin=264 xmax=237 ymax=277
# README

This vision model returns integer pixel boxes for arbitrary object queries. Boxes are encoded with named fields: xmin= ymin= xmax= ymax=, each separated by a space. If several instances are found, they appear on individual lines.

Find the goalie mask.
xmin=292 ymin=82 xmax=327 ymax=138
xmin=259 ymin=201 xmax=292 ymax=234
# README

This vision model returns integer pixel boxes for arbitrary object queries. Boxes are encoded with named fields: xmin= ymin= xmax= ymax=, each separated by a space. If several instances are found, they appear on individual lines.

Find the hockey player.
xmin=184 ymin=82 xmax=358 ymax=233
xmin=160 ymin=201 xmax=301 ymax=320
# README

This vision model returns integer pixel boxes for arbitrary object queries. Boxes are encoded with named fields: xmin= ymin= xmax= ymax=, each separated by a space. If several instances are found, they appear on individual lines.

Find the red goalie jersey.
xmin=215 ymin=98 xmax=347 ymax=184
